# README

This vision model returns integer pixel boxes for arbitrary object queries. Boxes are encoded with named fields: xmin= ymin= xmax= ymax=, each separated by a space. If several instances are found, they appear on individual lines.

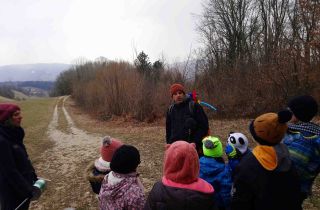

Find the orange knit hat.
xmin=249 ymin=110 xmax=292 ymax=146
xmin=164 ymin=141 xmax=199 ymax=184
xmin=169 ymin=83 xmax=185 ymax=96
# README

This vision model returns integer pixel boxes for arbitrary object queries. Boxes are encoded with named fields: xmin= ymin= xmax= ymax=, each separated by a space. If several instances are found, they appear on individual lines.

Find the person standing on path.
xmin=0 ymin=103 xmax=40 ymax=210
xmin=99 ymin=144 xmax=145 ymax=210
xmin=166 ymin=83 xmax=209 ymax=155
xmin=86 ymin=136 xmax=123 ymax=194
xmin=144 ymin=141 xmax=217 ymax=210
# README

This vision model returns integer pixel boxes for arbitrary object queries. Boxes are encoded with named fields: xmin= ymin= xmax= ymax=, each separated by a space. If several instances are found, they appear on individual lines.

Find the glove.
xmin=225 ymin=144 xmax=239 ymax=159
xmin=185 ymin=118 xmax=197 ymax=130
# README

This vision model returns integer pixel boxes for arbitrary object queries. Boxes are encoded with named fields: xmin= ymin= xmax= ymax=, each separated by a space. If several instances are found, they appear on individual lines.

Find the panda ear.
xmin=229 ymin=132 xmax=234 ymax=135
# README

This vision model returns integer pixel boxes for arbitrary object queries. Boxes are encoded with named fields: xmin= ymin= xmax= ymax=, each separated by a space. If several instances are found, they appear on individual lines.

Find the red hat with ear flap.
xmin=0 ymin=103 xmax=20 ymax=123
xmin=164 ymin=141 xmax=199 ymax=184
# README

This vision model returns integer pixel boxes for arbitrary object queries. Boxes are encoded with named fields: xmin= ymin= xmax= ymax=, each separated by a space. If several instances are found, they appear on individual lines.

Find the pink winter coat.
xmin=99 ymin=171 xmax=145 ymax=210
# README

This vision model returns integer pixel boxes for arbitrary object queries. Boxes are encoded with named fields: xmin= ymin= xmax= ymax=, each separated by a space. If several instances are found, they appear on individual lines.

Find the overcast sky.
xmin=0 ymin=0 xmax=203 ymax=65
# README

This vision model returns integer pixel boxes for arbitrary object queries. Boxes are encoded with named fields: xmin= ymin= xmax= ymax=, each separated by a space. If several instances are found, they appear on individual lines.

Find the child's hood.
xmin=252 ymin=143 xmax=291 ymax=172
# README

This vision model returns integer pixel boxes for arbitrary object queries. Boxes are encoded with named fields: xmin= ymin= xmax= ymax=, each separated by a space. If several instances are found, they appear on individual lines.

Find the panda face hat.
xmin=227 ymin=132 xmax=249 ymax=154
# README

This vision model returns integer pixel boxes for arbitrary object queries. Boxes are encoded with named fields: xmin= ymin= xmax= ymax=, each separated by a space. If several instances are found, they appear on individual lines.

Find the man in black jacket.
xmin=166 ymin=83 xmax=209 ymax=155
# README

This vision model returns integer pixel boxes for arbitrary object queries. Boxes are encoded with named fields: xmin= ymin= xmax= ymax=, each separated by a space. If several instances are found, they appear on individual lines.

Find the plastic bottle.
xmin=32 ymin=179 xmax=46 ymax=200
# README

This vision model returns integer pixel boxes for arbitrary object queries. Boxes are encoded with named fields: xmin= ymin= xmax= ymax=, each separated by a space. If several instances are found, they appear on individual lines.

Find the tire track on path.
xmin=30 ymin=96 xmax=101 ymax=210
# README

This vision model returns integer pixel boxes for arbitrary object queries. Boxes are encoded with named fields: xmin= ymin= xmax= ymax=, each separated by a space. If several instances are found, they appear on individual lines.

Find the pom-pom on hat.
xmin=100 ymin=136 xmax=123 ymax=162
xmin=249 ymin=110 xmax=292 ymax=146
xmin=170 ymin=83 xmax=185 ymax=96
xmin=110 ymin=145 xmax=140 ymax=174
xmin=202 ymin=136 xmax=223 ymax=158
xmin=0 ymin=103 xmax=20 ymax=123
xmin=164 ymin=141 xmax=199 ymax=184
xmin=288 ymin=95 xmax=318 ymax=122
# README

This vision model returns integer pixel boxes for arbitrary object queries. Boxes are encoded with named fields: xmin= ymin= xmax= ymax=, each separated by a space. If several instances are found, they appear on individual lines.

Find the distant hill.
xmin=0 ymin=95 xmax=14 ymax=102
xmin=0 ymin=81 xmax=55 ymax=98
xmin=0 ymin=63 xmax=70 ymax=82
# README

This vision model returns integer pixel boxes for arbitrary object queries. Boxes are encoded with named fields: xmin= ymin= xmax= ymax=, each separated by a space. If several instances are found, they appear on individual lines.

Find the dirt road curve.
xmin=30 ymin=96 xmax=100 ymax=209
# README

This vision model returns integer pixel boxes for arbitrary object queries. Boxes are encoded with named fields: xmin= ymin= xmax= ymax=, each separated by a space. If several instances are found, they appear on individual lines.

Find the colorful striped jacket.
xmin=283 ymin=122 xmax=320 ymax=195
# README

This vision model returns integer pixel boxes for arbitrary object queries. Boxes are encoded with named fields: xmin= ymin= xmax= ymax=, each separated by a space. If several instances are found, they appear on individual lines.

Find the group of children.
xmin=86 ymin=93 xmax=319 ymax=210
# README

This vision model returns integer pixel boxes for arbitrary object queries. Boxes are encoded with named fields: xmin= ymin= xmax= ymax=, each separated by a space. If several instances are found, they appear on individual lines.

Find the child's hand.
xmin=225 ymin=144 xmax=239 ymax=159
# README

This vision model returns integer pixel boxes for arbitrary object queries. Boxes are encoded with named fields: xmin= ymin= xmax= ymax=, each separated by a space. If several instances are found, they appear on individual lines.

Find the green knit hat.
xmin=202 ymin=136 xmax=223 ymax=158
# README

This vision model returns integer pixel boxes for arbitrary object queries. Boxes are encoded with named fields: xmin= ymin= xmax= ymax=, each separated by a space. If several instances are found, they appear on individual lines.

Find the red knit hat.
xmin=164 ymin=141 xmax=199 ymax=184
xmin=100 ymin=136 xmax=123 ymax=162
xmin=170 ymin=83 xmax=185 ymax=96
xmin=0 ymin=103 xmax=20 ymax=123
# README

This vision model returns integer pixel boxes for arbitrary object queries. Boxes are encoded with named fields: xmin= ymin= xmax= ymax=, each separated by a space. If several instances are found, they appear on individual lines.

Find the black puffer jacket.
xmin=231 ymin=144 xmax=302 ymax=210
xmin=0 ymin=125 xmax=37 ymax=210
xmin=144 ymin=181 xmax=217 ymax=210
xmin=166 ymin=98 xmax=209 ymax=149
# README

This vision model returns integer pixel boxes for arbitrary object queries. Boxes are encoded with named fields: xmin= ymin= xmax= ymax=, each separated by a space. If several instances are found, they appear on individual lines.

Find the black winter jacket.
xmin=231 ymin=143 xmax=302 ymax=210
xmin=166 ymin=98 xmax=209 ymax=149
xmin=0 ymin=125 xmax=37 ymax=210
xmin=144 ymin=181 xmax=217 ymax=210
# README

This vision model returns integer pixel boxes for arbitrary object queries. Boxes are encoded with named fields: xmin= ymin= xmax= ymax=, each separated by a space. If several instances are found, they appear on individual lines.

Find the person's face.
xmin=172 ymin=90 xmax=185 ymax=104
xmin=11 ymin=110 xmax=22 ymax=127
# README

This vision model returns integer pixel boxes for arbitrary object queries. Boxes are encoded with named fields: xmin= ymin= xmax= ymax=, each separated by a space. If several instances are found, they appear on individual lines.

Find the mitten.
xmin=225 ymin=144 xmax=240 ymax=159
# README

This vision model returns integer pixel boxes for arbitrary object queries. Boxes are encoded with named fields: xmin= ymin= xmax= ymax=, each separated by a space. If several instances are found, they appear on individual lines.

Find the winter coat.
xmin=166 ymin=98 xmax=209 ymax=150
xmin=283 ymin=122 xmax=320 ymax=196
xmin=228 ymin=149 xmax=252 ymax=178
xmin=144 ymin=177 xmax=217 ymax=210
xmin=0 ymin=125 xmax=37 ymax=210
xmin=85 ymin=162 xmax=109 ymax=194
xmin=231 ymin=143 xmax=302 ymax=210
xmin=199 ymin=156 xmax=232 ymax=209
xmin=99 ymin=171 xmax=145 ymax=210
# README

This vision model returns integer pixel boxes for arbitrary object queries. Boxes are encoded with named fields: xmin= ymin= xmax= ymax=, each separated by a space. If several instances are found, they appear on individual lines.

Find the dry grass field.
xmin=0 ymin=96 xmax=319 ymax=209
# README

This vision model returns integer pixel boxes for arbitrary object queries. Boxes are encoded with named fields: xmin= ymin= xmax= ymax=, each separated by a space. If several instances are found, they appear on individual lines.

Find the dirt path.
xmin=28 ymin=96 xmax=320 ymax=210
xmin=30 ymin=96 xmax=100 ymax=209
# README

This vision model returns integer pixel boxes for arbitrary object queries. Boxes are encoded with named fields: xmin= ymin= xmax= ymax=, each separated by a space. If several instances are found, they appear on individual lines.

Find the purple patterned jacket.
xmin=99 ymin=171 xmax=145 ymax=210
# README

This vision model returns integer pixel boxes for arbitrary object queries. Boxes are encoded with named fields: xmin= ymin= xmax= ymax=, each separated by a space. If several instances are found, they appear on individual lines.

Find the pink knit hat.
xmin=0 ymin=103 xmax=20 ymax=123
xmin=164 ymin=141 xmax=199 ymax=184
xmin=100 ymin=136 xmax=123 ymax=162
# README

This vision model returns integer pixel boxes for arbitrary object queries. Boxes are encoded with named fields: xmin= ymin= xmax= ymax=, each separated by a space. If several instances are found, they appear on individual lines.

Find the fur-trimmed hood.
xmin=86 ymin=162 xmax=109 ymax=183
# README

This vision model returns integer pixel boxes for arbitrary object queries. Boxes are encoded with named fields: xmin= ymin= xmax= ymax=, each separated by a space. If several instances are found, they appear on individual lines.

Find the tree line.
xmin=52 ymin=0 xmax=319 ymax=121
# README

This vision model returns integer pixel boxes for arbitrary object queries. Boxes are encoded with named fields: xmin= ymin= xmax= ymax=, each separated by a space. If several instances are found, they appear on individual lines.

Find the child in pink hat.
xmin=144 ymin=141 xmax=217 ymax=210
xmin=86 ymin=136 xmax=123 ymax=194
